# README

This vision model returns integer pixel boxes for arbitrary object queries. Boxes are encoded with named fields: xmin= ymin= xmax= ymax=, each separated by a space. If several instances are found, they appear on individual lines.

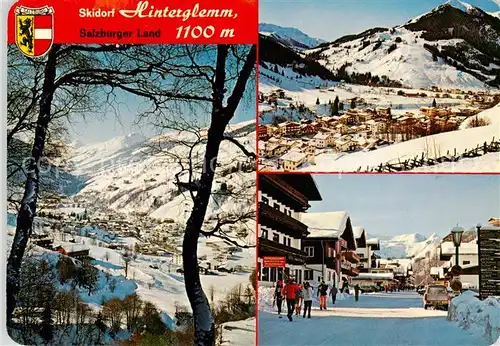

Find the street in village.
xmin=259 ymin=292 xmax=487 ymax=346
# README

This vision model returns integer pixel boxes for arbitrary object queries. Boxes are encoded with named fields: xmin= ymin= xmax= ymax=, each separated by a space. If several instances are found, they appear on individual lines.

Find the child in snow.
xmin=273 ymin=280 xmax=284 ymax=317
xmin=317 ymin=280 xmax=329 ymax=310
xmin=295 ymin=283 xmax=304 ymax=316
xmin=302 ymin=281 xmax=313 ymax=318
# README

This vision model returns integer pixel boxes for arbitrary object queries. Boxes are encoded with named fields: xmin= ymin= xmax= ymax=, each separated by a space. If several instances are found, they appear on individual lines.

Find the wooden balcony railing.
xmin=259 ymin=202 xmax=308 ymax=237
xmin=342 ymin=250 xmax=361 ymax=264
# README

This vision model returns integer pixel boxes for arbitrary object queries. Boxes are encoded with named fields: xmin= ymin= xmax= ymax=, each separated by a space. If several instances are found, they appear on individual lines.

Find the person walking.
xmin=282 ymin=277 xmax=299 ymax=321
xmin=330 ymin=284 xmax=338 ymax=305
xmin=354 ymin=284 xmax=360 ymax=302
xmin=295 ymin=283 xmax=304 ymax=316
xmin=273 ymin=280 xmax=284 ymax=318
xmin=302 ymin=282 xmax=313 ymax=318
xmin=318 ymin=280 xmax=329 ymax=310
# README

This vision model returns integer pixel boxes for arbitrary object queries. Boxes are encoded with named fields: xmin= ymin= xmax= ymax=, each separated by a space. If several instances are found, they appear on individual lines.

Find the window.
xmin=273 ymin=233 xmax=280 ymax=243
xmin=463 ymin=260 xmax=470 ymax=265
xmin=304 ymin=246 xmax=314 ymax=257
xmin=273 ymin=203 xmax=280 ymax=211
xmin=261 ymin=229 xmax=268 ymax=239
xmin=283 ymin=236 xmax=287 ymax=245
xmin=262 ymin=196 xmax=269 ymax=205
xmin=287 ymin=238 xmax=291 ymax=247
xmin=304 ymin=270 xmax=314 ymax=280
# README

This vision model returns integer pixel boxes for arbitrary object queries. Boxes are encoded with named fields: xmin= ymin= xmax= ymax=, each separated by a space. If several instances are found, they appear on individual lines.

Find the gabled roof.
xmin=353 ymin=227 xmax=367 ymax=248
xmin=301 ymin=211 xmax=356 ymax=249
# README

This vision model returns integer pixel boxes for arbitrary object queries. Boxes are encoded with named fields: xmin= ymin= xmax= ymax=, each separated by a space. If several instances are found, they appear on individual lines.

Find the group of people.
xmin=274 ymin=278 xmax=359 ymax=321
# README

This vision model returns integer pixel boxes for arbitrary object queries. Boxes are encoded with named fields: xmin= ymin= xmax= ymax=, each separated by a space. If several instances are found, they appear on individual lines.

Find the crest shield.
xmin=15 ymin=6 xmax=54 ymax=57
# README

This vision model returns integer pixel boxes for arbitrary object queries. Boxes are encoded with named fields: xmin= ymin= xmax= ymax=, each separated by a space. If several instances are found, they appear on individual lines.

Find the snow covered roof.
xmin=353 ymin=227 xmax=365 ymax=239
xmin=306 ymin=227 xmax=340 ymax=239
xmin=280 ymin=150 xmax=306 ymax=162
xmin=313 ymin=133 xmax=330 ymax=140
xmin=301 ymin=211 xmax=349 ymax=232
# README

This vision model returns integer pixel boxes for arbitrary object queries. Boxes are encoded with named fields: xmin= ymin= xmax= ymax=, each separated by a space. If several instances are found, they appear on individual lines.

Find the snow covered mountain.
xmin=377 ymin=233 xmax=441 ymax=259
xmin=259 ymin=23 xmax=325 ymax=50
xmin=261 ymin=1 xmax=500 ymax=90
xmin=67 ymin=121 xmax=256 ymax=233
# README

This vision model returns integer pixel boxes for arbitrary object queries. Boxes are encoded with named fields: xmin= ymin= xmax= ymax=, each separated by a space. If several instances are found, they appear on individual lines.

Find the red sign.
xmin=263 ymin=256 xmax=286 ymax=268
xmin=8 ymin=0 xmax=257 ymax=45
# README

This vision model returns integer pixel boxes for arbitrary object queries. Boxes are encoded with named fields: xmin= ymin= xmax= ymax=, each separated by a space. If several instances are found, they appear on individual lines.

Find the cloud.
xmin=492 ymin=0 xmax=500 ymax=6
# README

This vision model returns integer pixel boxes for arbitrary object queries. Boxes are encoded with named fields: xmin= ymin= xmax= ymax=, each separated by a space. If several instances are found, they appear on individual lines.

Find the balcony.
xmin=259 ymin=202 xmax=308 ymax=238
xmin=259 ymin=175 xmax=310 ymax=211
xmin=259 ymin=237 xmax=307 ymax=265
xmin=341 ymin=261 xmax=360 ymax=276
xmin=342 ymin=251 xmax=361 ymax=264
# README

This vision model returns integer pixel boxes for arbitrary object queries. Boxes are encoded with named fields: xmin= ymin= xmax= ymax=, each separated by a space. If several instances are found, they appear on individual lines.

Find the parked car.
xmin=423 ymin=284 xmax=450 ymax=310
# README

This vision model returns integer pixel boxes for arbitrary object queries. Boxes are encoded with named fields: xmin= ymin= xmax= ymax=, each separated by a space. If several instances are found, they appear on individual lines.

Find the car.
xmin=423 ymin=284 xmax=450 ymax=310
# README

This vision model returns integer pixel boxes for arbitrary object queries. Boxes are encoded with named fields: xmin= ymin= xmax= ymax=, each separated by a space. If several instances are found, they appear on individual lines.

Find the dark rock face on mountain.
xmin=259 ymin=34 xmax=338 ymax=81
xmin=405 ymin=3 xmax=500 ymax=86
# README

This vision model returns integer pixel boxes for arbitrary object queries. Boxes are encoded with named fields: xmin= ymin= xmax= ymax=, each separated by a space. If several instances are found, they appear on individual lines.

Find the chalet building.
xmin=301 ymin=211 xmax=359 ymax=287
xmin=300 ymin=123 xmax=317 ymax=135
xmin=279 ymin=150 xmax=307 ymax=171
xmin=312 ymin=132 xmax=333 ymax=148
xmin=258 ymin=174 xmax=322 ymax=286
xmin=55 ymin=245 xmax=91 ymax=261
xmin=258 ymin=125 xmax=270 ymax=140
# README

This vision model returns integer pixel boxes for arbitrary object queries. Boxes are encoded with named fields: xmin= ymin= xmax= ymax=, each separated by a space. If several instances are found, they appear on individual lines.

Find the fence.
xmin=357 ymin=137 xmax=500 ymax=172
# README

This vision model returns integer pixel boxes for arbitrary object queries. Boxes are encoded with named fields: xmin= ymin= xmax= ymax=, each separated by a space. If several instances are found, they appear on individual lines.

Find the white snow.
xmin=221 ymin=318 xmax=255 ymax=346
xmin=301 ymin=211 xmax=350 ymax=233
xmin=448 ymin=291 xmax=500 ymax=344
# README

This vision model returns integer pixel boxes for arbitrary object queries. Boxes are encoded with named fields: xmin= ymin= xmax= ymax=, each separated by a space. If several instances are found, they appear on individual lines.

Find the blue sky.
xmin=259 ymin=0 xmax=499 ymax=41
xmin=308 ymin=174 xmax=500 ymax=238
xmin=68 ymin=90 xmax=255 ymax=144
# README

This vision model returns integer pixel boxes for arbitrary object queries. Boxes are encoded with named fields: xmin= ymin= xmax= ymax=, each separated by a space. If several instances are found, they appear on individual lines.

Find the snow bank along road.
xmin=259 ymin=292 xmax=487 ymax=346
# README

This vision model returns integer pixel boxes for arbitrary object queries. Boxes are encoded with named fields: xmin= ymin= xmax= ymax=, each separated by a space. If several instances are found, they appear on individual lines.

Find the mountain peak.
xmin=259 ymin=23 xmax=325 ymax=50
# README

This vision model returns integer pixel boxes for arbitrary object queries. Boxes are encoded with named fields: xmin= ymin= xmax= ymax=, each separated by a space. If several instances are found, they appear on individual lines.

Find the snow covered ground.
xmin=221 ymin=318 xmax=255 ymax=346
xmin=259 ymin=291 xmax=488 ymax=346
xmin=296 ymin=103 xmax=500 ymax=172
xmin=448 ymin=291 xmax=500 ymax=344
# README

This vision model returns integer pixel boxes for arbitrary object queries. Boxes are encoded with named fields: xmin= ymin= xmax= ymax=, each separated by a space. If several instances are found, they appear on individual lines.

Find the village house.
xmin=55 ymin=245 xmax=91 ymax=261
xmin=312 ymin=132 xmax=334 ymax=148
xmin=258 ymin=125 xmax=270 ymax=140
xmin=335 ymin=136 xmax=356 ymax=152
xmin=301 ymin=211 xmax=360 ymax=287
xmin=279 ymin=150 xmax=308 ymax=171
xmin=258 ymin=174 xmax=322 ymax=285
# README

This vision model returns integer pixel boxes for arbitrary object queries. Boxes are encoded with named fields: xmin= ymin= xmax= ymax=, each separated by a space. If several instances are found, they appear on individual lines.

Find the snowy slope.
xmin=377 ymin=233 xmax=441 ymax=259
xmin=307 ymin=27 xmax=494 ymax=90
xmin=259 ymin=23 xmax=325 ymax=50
xmin=296 ymin=103 xmax=500 ymax=172
xmin=291 ymin=1 xmax=500 ymax=90
xmin=69 ymin=121 xmax=256 ymax=229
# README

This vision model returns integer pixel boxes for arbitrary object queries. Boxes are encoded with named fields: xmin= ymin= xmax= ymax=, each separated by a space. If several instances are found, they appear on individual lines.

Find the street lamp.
xmin=451 ymin=226 xmax=464 ymax=266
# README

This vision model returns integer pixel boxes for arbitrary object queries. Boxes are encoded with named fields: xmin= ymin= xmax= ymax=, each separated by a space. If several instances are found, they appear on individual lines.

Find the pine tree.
xmin=316 ymin=97 xmax=320 ymax=105
xmin=273 ymin=65 xmax=279 ymax=74
xmin=332 ymin=96 xmax=340 ymax=115
xmin=339 ymin=102 xmax=344 ymax=112
xmin=350 ymin=98 xmax=356 ymax=109
xmin=432 ymin=98 xmax=437 ymax=107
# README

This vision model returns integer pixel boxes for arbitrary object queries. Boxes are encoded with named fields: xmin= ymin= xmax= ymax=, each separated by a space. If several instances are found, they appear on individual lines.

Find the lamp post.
xmin=321 ymin=240 xmax=325 ymax=282
xmin=451 ymin=226 xmax=464 ymax=267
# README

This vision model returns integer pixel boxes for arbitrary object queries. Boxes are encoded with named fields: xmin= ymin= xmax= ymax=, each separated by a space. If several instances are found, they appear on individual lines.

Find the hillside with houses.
xmin=258 ymin=1 xmax=500 ymax=172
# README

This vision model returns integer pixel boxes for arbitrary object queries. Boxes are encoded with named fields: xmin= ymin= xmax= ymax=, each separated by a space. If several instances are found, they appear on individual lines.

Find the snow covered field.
xmin=295 ymin=103 xmax=500 ymax=172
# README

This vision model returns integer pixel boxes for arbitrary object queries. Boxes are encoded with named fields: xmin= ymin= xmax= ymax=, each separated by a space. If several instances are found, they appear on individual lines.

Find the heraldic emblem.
xmin=15 ymin=6 xmax=54 ymax=57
